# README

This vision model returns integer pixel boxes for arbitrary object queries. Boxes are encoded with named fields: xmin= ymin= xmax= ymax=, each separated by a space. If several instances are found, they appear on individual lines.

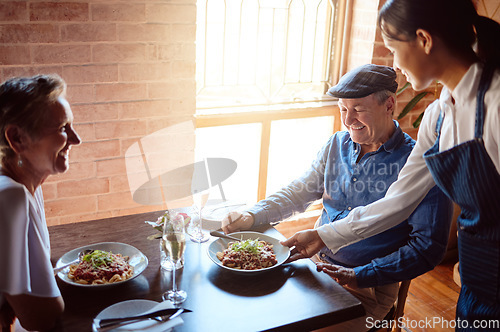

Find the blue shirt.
xmin=248 ymin=121 xmax=452 ymax=288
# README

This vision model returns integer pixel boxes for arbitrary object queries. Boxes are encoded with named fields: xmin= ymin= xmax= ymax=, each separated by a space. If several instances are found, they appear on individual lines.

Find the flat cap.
xmin=327 ymin=64 xmax=398 ymax=99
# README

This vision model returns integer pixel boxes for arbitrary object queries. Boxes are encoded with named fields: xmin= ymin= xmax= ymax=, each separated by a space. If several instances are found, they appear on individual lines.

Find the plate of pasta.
xmin=207 ymin=231 xmax=290 ymax=274
xmin=56 ymin=242 xmax=148 ymax=287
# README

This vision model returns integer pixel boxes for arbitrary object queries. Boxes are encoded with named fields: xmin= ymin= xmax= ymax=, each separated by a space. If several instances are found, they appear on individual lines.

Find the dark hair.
xmin=0 ymin=74 xmax=66 ymax=161
xmin=378 ymin=0 xmax=500 ymax=67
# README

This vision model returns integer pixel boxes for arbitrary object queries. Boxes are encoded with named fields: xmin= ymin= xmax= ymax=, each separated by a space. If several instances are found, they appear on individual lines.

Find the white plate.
xmin=202 ymin=200 xmax=248 ymax=223
xmin=56 ymin=242 xmax=148 ymax=287
xmin=207 ymin=231 xmax=290 ymax=274
xmin=92 ymin=299 xmax=182 ymax=332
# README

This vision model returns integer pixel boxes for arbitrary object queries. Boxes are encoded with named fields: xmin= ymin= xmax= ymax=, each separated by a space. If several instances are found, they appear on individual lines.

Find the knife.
xmin=95 ymin=307 xmax=191 ymax=329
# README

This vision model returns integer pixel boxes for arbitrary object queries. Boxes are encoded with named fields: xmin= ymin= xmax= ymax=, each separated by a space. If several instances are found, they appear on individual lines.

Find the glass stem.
xmin=172 ymin=264 xmax=177 ymax=293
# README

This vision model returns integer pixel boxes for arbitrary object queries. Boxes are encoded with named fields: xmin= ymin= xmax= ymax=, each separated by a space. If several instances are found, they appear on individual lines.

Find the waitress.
xmin=281 ymin=0 xmax=500 ymax=329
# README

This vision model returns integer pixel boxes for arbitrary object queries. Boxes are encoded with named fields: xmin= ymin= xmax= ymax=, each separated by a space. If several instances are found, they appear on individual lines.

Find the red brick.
xmin=72 ymin=103 xmax=120 ymax=123
xmin=109 ymin=174 xmax=131 ymax=192
xmin=66 ymin=84 xmax=95 ymax=104
xmin=45 ymin=161 xmax=96 ymax=183
xmin=158 ymin=43 xmax=195 ymax=61
xmin=120 ymin=100 xmax=170 ymax=119
xmin=63 ymin=64 xmax=118 ymax=84
xmin=0 ymin=24 xmax=58 ymax=43
xmin=171 ymin=60 xmax=195 ymax=78
xmin=70 ymin=140 xmax=121 ymax=162
xmin=58 ymin=178 xmax=109 ymax=197
xmin=95 ymin=83 xmax=147 ymax=102
xmin=171 ymin=99 xmax=195 ymax=114
xmin=46 ymin=216 xmax=61 ymax=227
xmin=97 ymin=191 xmax=137 ymax=211
xmin=91 ymin=3 xmax=145 ymax=22
xmin=61 ymin=23 xmax=116 ymax=42
xmin=118 ymin=23 xmax=170 ymax=42
xmin=0 ymin=46 xmax=30 ymax=65
xmin=45 ymin=196 xmax=97 ymax=217
xmin=2 ymin=65 xmax=63 ymax=79
xmin=94 ymin=119 xmax=148 ymax=140
xmin=170 ymin=24 xmax=196 ymax=43
xmin=41 ymin=182 xmax=57 ymax=200
xmin=146 ymin=4 xmax=196 ymax=24
xmin=73 ymin=123 xmax=95 ymax=141
xmin=148 ymin=80 xmax=195 ymax=100
xmin=96 ymin=158 xmax=127 ymax=177
xmin=118 ymin=63 xmax=171 ymax=82
xmin=0 ymin=2 xmax=28 ymax=21
xmin=30 ymin=2 xmax=89 ymax=22
xmin=92 ymin=44 xmax=147 ymax=63
xmin=147 ymin=116 xmax=194 ymax=134
xmin=32 ymin=45 xmax=91 ymax=64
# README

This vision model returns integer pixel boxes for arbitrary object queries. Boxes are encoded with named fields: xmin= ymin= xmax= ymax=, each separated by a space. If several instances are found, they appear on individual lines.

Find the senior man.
xmin=222 ymin=64 xmax=452 ymax=331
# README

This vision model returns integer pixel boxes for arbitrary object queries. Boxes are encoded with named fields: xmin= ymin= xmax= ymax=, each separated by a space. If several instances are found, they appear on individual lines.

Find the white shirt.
xmin=318 ymin=62 xmax=500 ymax=252
xmin=0 ymin=175 xmax=60 ymax=306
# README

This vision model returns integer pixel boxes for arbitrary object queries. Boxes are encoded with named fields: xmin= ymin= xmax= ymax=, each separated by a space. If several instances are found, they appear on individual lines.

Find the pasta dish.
xmin=68 ymin=250 xmax=134 ymax=285
xmin=216 ymin=239 xmax=277 ymax=270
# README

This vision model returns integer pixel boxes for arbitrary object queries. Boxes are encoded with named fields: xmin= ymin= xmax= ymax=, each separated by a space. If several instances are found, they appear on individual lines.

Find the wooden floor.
xmin=401 ymin=262 xmax=460 ymax=332
xmin=275 ymin=219 xmax=461 ymax=332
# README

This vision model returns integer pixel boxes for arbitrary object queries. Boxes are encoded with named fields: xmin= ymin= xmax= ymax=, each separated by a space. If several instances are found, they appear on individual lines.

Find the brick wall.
xmin=0 ymin=1 xmax=197 ymax=226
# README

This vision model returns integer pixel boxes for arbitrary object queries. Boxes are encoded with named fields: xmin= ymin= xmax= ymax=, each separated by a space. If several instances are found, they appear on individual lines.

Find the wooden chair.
xmin=369 ymin=279 xmax=412 ymax=332
xmin=392 ymin=279 xmax=412 ymax=332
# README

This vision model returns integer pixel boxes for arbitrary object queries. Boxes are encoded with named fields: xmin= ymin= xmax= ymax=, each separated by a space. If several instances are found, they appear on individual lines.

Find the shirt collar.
xmin=444 ymin=62 xmax=482 ymax=108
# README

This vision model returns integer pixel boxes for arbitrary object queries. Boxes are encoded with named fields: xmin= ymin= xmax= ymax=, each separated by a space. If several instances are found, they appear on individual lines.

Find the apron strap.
xmin=475 ymin=63 xmax=495 ymax=139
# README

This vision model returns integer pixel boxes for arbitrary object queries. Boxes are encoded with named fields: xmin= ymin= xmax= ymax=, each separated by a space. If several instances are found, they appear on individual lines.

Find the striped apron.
xmin=423 ymin=64 xmax=500 ymax=331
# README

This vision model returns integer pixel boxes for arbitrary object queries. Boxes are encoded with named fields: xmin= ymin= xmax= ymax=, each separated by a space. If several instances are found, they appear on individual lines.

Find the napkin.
xmin=93 ymin=299 xmax=184 ymax=332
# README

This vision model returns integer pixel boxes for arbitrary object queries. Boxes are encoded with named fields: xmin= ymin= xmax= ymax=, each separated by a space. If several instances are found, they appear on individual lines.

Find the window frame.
xmin=195 ymin=0 xmax=351 ymax=202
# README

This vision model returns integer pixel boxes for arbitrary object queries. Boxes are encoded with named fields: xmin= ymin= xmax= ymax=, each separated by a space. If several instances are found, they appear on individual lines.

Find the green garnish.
xmin=229 ymin=239 xmax=263 ymax=254
xmin=82 ymin=250 xmax=113 ymax=268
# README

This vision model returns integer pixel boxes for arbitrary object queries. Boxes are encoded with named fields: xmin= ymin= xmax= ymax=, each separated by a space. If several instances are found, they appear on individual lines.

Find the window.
xmin=195 ymin=0 xmax=345 ymax=205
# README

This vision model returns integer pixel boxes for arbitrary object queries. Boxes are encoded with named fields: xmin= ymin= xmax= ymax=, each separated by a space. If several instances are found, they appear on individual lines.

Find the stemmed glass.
xmin=162 ymin=213 xmax=187 ymax=305
xmin=189 ymin=190 xmax=210 ymax=243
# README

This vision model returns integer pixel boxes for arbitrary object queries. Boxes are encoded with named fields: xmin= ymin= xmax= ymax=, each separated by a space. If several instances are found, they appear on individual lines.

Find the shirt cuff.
xmin=353 ymin=265 xmax=376 ymax=289
xmin=316 ymin=219 xmax=360 ymax=254
xmin=246 ymin=205 xmax=269 ymax=227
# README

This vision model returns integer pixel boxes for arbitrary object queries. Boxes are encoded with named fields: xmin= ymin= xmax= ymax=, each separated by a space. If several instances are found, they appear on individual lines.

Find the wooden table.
xmin=49 ymin=211 xmax=364 ymax=331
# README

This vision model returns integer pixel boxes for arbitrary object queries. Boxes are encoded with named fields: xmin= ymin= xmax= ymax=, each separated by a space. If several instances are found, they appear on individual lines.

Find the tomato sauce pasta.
xmin=68 ymin=250 xmax=134 ymax=285
xmin=216 ymin=239 xmax=278 ymax=270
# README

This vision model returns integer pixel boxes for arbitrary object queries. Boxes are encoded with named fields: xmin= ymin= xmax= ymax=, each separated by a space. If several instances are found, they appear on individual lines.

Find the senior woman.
xmin=0 ymin=74 xmax=81 ymax=331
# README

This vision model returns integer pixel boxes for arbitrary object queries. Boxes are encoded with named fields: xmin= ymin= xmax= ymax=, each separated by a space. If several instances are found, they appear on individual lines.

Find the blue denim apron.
xmin=423 ymin=65 xmax=500 ymax=331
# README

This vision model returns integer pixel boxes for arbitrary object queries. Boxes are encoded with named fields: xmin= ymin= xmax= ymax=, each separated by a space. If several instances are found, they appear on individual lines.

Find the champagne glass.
xmin=189 ymin=190 xmax=210 ymax=243
xmin=162 ymin=214 xmax=187 ymax=305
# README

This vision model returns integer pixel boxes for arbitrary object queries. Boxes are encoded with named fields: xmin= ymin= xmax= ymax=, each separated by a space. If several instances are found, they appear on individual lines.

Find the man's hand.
xmin=316 ymin=262 xmax=358 ymax=288
xmin=281 ymin=229 xmax=325 ymax=262
xmin=221 ymin=211 xmax=254 ymax=234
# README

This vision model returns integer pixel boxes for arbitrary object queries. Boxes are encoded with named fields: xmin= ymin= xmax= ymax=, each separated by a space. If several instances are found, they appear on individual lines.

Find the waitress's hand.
xmin=221 ymin=211 xmax=254 ymax=234
xmin=281 ymin=229 xmax=325 ymax=262
xmin=316 ymin=262 xmax=358 ymax=288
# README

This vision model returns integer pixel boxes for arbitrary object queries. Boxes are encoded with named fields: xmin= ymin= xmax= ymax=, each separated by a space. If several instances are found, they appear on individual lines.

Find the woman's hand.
xmin=316 ymin=262 xmax=358 ymax=288
xmin=221 ymin=211 xmax=254 ymax=234
xmin=281 ymin=229 xmax=325 ymax=262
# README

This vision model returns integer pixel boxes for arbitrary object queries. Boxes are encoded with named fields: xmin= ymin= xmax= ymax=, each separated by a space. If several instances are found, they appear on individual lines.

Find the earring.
xmin=17 ymin=156 xmax=23 ymax=167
